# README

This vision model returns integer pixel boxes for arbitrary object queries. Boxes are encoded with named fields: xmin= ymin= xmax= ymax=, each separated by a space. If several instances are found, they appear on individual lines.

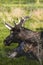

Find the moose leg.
xmin=37 ymin=44 xmax=42 ymax=65
xmin=30 ymin=44 xmax=42 ymax=65
xmin=8 ymin=42 xmax=25 ymax=58
xmin=25 ymin=43 xmax=42 ymax=65
xmin=8 ymin=50 xmax=24 ymax=58
xmin=8 ymin=48 xmax=23 ymax=58
xmin=33 ymin=44 xmax=42 ymax=65
xmin=8 ymin=51 xmax=18 ymax=58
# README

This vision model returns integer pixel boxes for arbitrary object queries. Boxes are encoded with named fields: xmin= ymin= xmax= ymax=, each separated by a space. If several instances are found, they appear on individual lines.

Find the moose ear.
xmin=4 ymin=22 xmax=13 ymax=30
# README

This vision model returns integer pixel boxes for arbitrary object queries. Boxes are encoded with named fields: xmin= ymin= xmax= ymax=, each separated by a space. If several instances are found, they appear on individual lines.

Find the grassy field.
xmin=0 ymin=1 xmax=43 ymax=65
xmin=0 ymin=16 xmax=43 ymax=65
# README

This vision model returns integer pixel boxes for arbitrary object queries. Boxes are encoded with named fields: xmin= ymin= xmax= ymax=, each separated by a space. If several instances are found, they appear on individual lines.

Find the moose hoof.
xmin=8 ymin=52 xmax=18 ymax=58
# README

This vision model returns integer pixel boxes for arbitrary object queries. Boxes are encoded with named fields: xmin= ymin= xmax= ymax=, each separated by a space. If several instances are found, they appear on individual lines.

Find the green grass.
xmin=0 ymin=3 xmax=43 ymax=8
xmin=0 ymin=0 xmax=37 ymax=4
xmin=0 ymin=1 xmax=43 ymax=65
xmin=0 ymin=0 xmax=43 ymax=4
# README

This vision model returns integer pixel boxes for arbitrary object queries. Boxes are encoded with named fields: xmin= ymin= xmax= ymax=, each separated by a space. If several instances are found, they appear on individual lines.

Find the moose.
xmin=4 ymin=16 xmax=43 ymax=65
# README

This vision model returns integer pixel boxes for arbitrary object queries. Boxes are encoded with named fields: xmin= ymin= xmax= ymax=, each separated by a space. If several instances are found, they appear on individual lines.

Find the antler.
xmin=4 ymin=16 xmax=30 ymax=29
xmin=16 ymin=16 xmax=30 ymax=28
xmin=4 ymin=22 xmax=14 ymax=30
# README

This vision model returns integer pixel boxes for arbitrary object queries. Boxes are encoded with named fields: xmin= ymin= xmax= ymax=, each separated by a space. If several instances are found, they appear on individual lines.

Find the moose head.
xmin=4 ymin=16 xmax=29 ymax=46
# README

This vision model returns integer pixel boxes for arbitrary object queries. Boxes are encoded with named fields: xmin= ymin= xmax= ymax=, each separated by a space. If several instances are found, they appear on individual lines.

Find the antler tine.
xmin=24 ymin=16 xmax=29 ymax=19
xmin=21 ymin=16 xmax=30 ymax=25
xmin=15 ymin=16 xmax=30 ymax=28
xmin=23 ymin=16 xmax=30 ymax=21
xmin=12 ymin=16 xmax=30 ymax=28
xmin=4 ymin=22 xmax=14 ymax=30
